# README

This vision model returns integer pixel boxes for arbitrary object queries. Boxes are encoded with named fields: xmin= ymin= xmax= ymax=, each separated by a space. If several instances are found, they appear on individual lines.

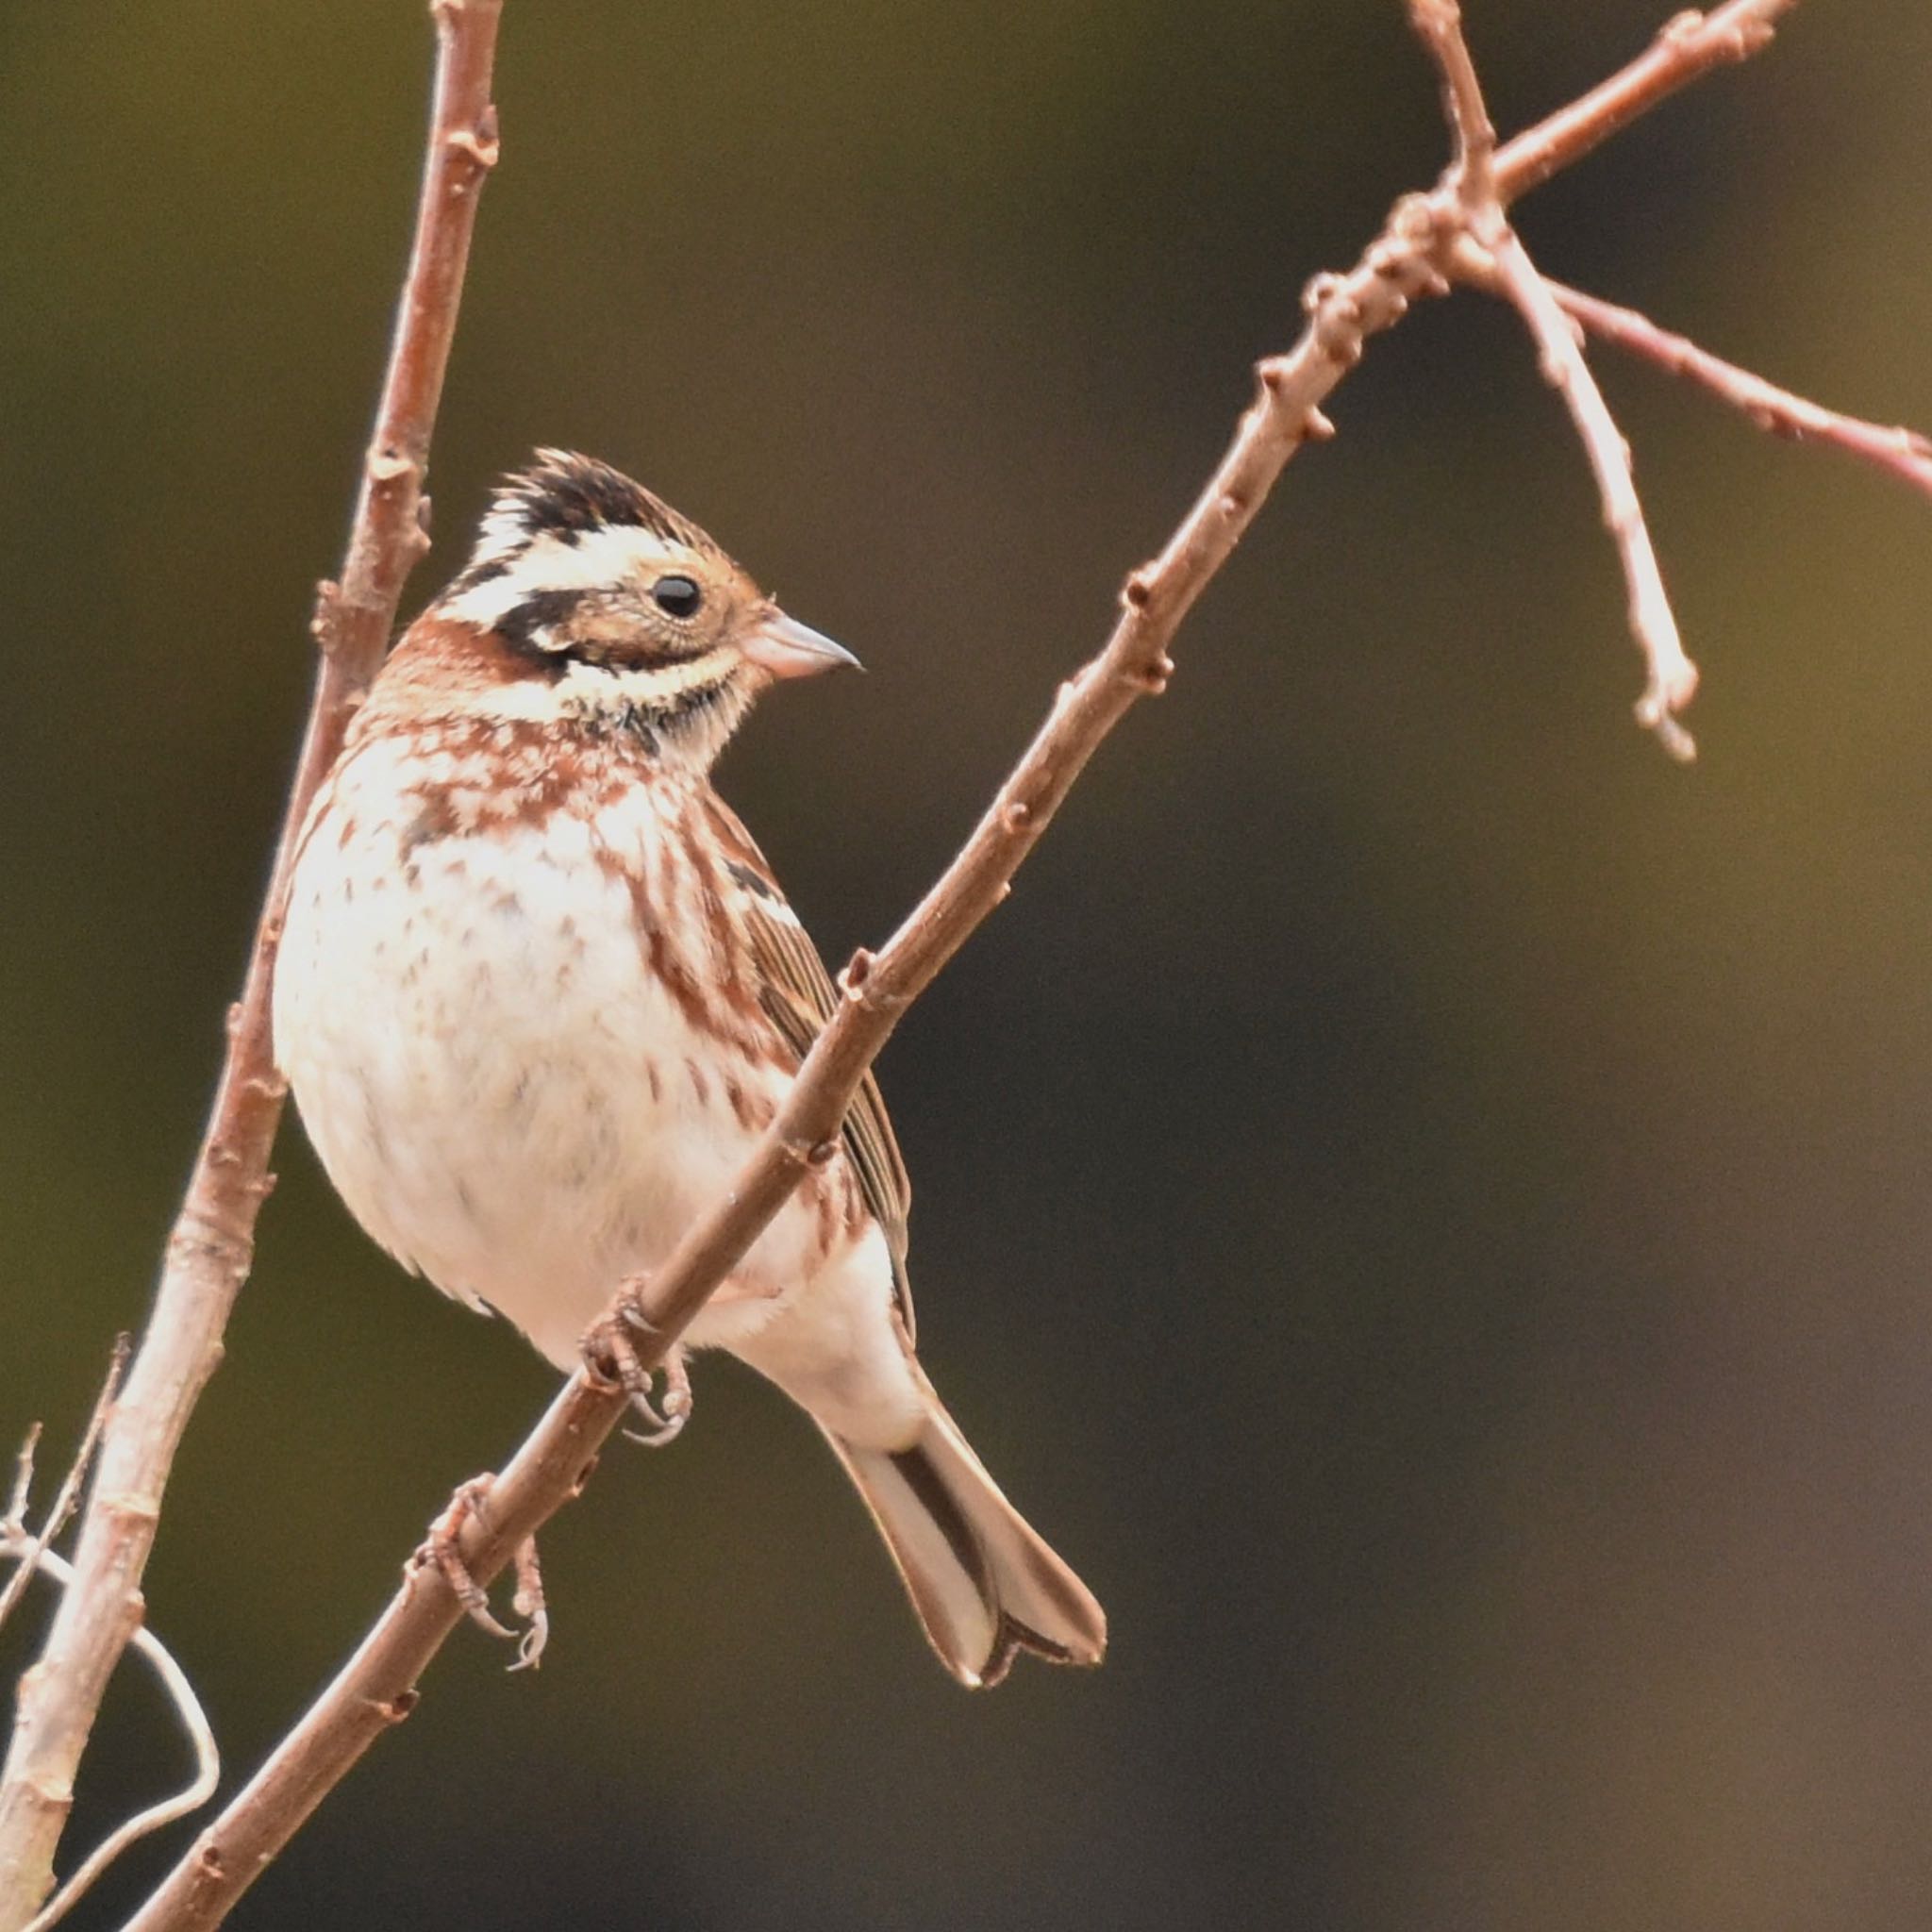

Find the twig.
xmin=1486 ymin=236 xmax=1700 ymax=758
xmin=0 ymin=1341 xmax=129 ymax=1642
xmin=0 ymin=6 xmax=505 ymax=1925
xmin=1547 ymin=280 xmax=1932 ymax=502
xmin=1416 ymin=4 xmax=1700 ymax=758
xmin=3 ymin=1435 xmax=40 ymax=1534
xmin=0 ymin=1541 xmax=217 ymax=1932
xmin=1490 ymin=0 xmax=1801 ymax=204
xmin=119 ymin=9 xmax=1812 ymax=1926
xmin=1409 ymin=1 xmax=1496 ymax=202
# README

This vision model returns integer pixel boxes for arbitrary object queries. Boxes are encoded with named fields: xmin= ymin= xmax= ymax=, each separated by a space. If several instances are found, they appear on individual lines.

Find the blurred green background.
xmin=6 ymin=3 xmax=1932 ymax=1927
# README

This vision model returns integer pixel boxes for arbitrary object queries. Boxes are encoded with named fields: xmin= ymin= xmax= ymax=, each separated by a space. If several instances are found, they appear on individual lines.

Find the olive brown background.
xmin=5 ymin=4 xmax=1932 ymax=1927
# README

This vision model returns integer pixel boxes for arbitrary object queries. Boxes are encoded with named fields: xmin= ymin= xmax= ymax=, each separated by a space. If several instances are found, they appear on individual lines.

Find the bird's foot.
xmin=581 ymin=1282 xmax=693 ymax=1447
xmin=410 ymin=1474 xmax=514 ymax=1641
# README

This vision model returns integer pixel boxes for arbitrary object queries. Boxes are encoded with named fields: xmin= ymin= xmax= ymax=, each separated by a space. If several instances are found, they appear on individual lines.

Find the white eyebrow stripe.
xmin=441 ymin=525 xmax=704 ymax=632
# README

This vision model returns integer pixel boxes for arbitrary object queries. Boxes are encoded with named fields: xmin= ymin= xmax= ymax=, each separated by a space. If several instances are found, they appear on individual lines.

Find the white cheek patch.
xmin=457 ymin=656 xmax=719 ymax=719
xmin=441 ymin=525 xmax=705 ymax=636
xmin=455 ymin=655 xmax=751 ymax=764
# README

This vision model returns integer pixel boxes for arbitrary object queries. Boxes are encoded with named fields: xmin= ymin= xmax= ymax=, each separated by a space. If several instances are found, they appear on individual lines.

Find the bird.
xmin=272 ymin=450 xmax=1106 ymax=1687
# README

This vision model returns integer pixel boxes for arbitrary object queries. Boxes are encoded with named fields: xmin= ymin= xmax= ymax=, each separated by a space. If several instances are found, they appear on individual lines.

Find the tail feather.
xmin=823 ymin=1398 xmax=1107 ymax=1688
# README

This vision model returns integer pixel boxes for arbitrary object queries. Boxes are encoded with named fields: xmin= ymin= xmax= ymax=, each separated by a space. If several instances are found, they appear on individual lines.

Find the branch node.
xmin=1300 ymin=271 xmax=1339 ymax=316
xmin=1122 ymin=569 xmax=1155 ymax=609
xmin=444 ymin=120 xmax=501 ymax=172
xmin=1001 ymin=799 xmax=1032 ymax=832
xmin=364 ymin=445 xmax=415 ymax=488
xmin=1303 ymin=408 xmax=1337 ymax=442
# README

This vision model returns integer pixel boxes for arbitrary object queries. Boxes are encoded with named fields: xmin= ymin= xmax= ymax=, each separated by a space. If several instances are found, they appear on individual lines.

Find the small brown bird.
xmin=273 ymin=451 xmax=1106 ymax=1686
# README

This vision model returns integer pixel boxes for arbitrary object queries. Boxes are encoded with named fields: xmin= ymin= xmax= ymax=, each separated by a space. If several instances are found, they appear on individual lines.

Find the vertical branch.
xmin=0 ymin=6 xmax=506 ymax=1924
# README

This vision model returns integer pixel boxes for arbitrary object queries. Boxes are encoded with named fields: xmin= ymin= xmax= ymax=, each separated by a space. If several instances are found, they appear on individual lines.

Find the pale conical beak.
xmin=742 ymin=610 xmax=863 ymax=680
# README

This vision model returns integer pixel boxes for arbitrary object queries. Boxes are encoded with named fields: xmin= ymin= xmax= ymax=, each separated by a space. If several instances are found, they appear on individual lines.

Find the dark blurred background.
xmin=5 ymin=3 xmax=1932 ymax=1927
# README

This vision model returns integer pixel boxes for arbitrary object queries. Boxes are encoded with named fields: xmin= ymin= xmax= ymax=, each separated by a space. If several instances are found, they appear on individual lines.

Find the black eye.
xmin=652 ymin=574 xmax=702 ymax=620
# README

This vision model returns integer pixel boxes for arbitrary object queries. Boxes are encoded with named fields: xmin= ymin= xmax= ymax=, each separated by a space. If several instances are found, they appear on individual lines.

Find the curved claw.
xmin=621 ymin=1345 xmax=693 ymax=1449
xmin=412 ymin=1474 xmax=515 ymax=1640
xmin=507 ymin=1535 xmax=549 ymax=1671
xmin=583 ymin=1285 xmax=694 ymax=1450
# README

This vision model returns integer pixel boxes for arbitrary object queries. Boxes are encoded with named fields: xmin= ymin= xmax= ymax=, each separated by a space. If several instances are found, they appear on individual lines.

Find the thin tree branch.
xmin=0 ymin=1341 xmax=127 ymax=1644
xmin=1546 ymin=280 xmax=1932 ymax=502
xmin=1491 ymin=0 xmax=1801 ymax=204
xmin=1482 ymin=235 xmax=1700 ymax=758
xmin=1416 ymin=5 xmax=1699 ymax=756
xmin=119 ymin=8 xmax=1819 ymax=1926
xmin=0 ymin=1541 xmax=217 ymax=1932
xmin=1409 ymin=0 xmax=1496 ymax=203
xmin=0 ymin=6 xmax=505 ymax=1924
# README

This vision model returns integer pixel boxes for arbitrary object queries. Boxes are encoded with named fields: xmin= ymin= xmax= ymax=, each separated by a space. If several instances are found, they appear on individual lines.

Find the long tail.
xmin=821 ymin=1392 xmax=1107 ymax=1689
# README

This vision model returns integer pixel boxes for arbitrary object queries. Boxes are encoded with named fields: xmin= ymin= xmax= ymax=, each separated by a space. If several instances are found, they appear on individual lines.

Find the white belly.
xmin=272 ymin=740 xmax=913 ymax=1441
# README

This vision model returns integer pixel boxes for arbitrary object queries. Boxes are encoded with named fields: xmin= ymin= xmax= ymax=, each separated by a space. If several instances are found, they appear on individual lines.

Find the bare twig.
xmin=3 ymin=1435 xmax=40 ymax=1534
xmin=1547 ymin=280 xmax=1932 ymax=501
xmin=1409 ymin=0 xmax=1496 ymax=202
xmin=0 ymin=1341 xmax=129 ymax=1642
xmin=1484 ymin=236 xmax=1700 ymax=758
xmin=0 ymin=1541 xmax=217 ymax=1932
xmin=0 ymin=5 xmax=505 ymax=1924
xmin=1415 ymin=4 xmax=1700 ymax=757
xmin=119 ymin=9 xmax=1824 ymax=1927
xmin=1491 ymin=0 xmax=1802 ymax=204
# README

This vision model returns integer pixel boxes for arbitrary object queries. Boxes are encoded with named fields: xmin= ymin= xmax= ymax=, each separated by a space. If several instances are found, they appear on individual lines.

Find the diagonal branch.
xmin=1547 ymin=279 xmax=1932 ymax=502
xmin=1491 ymin=0 xmax=1802 ymax=203
xmin=0 ymin=5 xmax=505 ymax=1924
xmin=119 ymin=8 xmax=1820 ymax=1926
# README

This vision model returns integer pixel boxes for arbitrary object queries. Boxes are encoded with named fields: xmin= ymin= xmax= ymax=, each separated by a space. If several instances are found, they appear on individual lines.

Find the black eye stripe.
xmin=653 ymin=574 xmax=703 ymax=619
xmin=494 ymin=588 xmax=587 ymax=648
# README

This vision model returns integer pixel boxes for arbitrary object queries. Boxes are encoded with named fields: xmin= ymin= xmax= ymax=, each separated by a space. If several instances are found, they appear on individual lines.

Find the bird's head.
xmin=418 ymin=449 xmax=858 ymax=770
